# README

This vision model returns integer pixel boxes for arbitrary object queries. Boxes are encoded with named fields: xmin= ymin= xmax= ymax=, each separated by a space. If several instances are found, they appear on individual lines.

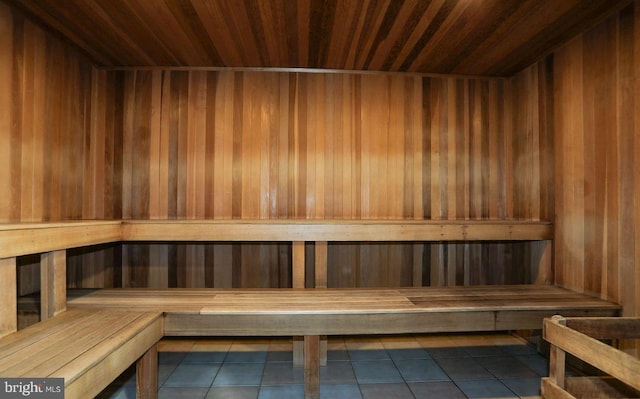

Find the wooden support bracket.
xmin=0 ymin=257 xmax=17 ymax=337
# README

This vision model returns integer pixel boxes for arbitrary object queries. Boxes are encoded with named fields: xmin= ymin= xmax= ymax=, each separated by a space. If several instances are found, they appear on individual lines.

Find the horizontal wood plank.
xmin=122 ymin=219 xmax=553 ymax=242
xmin=0 ymin=221 xmax=121 ymax=258
xmin=544 ymin=316 xmax=640 ymax=392
xmin=0 ymin=219 xmax=553 ymax=259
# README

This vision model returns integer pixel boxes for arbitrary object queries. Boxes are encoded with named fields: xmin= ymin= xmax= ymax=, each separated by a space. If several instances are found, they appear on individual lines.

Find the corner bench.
xmin=0 ymin=219 xmax=622 ymax=399
xmin=68 ymin=286 xmax=620 ymax=399
xmin=0 ymin=309 xmax=163 ymax=399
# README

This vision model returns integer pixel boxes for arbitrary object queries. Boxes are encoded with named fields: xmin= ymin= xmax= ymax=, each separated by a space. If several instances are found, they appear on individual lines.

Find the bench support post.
xmin=304 ymin=335 xmax=320 ymax=399
xmin=549 ymin=343 xmax=566 ymax=389
xmin=136 ymin=344 xmax=158 ymax=399
xmin=41 ymin=250 xmax=67 ymax=320
xmin=413 ymin=244 xmax=423 ymax=287
xmin=315 ymin=241 xmax=328 ymax=366
xmin=293 ymin=241 xmax=305 ymax=366
xmin=548 ymin=316 xmax=567 ymax=390
xmin=0 ymin=257 xmax=17 ymax=337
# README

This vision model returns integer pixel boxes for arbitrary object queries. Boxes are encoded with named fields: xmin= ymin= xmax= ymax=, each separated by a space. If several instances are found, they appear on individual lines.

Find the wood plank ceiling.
xmin=5 ymin=0 xmax=632 ymax=76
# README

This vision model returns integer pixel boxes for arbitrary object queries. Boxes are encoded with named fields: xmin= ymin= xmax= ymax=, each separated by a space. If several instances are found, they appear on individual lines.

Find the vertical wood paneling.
xmin=117 ymin=70 xmax=543 ymax=222
xmin=538 ymin=2 xmax=640 ymax=354
xmin=0 ymin=6 xmax=123 ymax=294
xmin=0 ymin=6 xmax=119 ymax=223
xmin=111 ymin=68 xmax=550 ymax=288
xmin=1 ymin=2 xmax=554 ymax=292
xmin=0 ymin=3 xmax=12 ymax=220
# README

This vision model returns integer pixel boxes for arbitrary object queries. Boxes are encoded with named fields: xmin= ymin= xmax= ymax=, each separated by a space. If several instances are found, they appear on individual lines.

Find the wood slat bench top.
xmin=0 ymin=309 xmax=163 ymax=399
xmin=69 ymin=285 xmax=620 ymax=314
xmin=68 ymin=285 xmax=620 ymax=336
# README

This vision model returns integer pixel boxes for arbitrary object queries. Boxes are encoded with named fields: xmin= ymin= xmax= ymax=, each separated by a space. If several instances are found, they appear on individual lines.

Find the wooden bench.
xmin=0 ymin=219 xmax=621 ymax=399
xmin=0 ymin=309 xmax=163 ymax=399
xmin=0 ymin=219 xmax=554 ymax=335
xmin=68 ymin=286 xmax=620 ymax=399
xmin=542 ymin=315 xmax=640 ymax=399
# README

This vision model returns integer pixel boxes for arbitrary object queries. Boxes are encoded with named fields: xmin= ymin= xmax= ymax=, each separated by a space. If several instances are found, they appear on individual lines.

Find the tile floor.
xmin=98 ymin=333 xmax=548 ymax=399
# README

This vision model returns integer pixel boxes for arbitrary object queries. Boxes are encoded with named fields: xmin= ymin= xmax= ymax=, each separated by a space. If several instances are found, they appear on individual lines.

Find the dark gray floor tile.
xmin=261 ymin=362 xmax=304 ymax=385
xmin=266 ymin=350 xmax=292 ymax=362
xmin=159 ymin=351 xmax=187 ymax=365
xmin=158 ymin=387 xmax=209 ymax=399
xmin=348 ymin=349 xmax=391 ymax=361
xmin=500 ymin=377 xmax=542 ymax=398
xmin=320 ymin=361 xmax=357 ymax=384
xmin=409 ymin=381 xmax=467 ymax=399
xmin=158 ymin=364 xmax=178 ymax=386
xmin=327 ymin=349 xmax=350 ymax=361
xmin=501 ymin=344 xmax=539 ymax=356
xmin=476 ymin=356 xmax=539 ymax=379
xmin=464 ymin=345 xmax=508 ymax=357
xmin=164 ymin=363 xmax=220 ymax=387
xmin=516 ymin=355 xmax=549 ymax=376
xmin=360 ymin=383 xmax=414 ymax=399
xmin=352 ymin=360 xmax=404 ymax=384
xmin=387 ymin=347 xmax=431 ymax=361
xmin=258 ymin=384 xmax=304 ymax=399
xmin=206 ymin=386 xmax=259 ymax=399
xmin=184 ymin=351 xmax=228 ymax=364
xmin=213 ymin=363 xmax=265 ymax=386
xmin=394 ymin=358 xmax=450 ymax=382
xmin=456 ymin=379 xmax=518 ymax=399
xmin=320 ymin=384 xmax=362 ymax=399
xmin=436 ymin=357 xmax=495 ymax=381
xmin=427 ymin=347 xmax=470 ymax=359
xmin=225 ymin=351 xmax=268 ymax=363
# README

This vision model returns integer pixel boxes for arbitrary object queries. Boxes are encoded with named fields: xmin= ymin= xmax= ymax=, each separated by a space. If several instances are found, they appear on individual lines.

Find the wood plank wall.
xmin=520 ymin=2 xmax=639 ymax=354
xmin=101 ymin=69 xmax=551 ymax=288
xmin=0 ymin=2 xmax=552 ymax=291
xmin=553 ymin=2 xmax=640 ymax=314
xmin=0 ymin=4 xmax=122 ymax=294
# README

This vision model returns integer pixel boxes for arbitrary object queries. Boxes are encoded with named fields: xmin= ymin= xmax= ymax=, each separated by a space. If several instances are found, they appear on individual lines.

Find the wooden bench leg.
xmin=41 ymin=250 xmax=67 ymax=320
xmin=136 ymin=344 xmax=158 ymax=399
xmin=293 ymin=241 xmax=305 ymax=366
xmin=549 ymin=343 xmax=566 ymax=389
xmin=0 ymin=257 xmax=17 ymax=337
xmin=304 ymin=335 xmax=320 ymax=399
xmin=314 ymin=242 xmax=328 ymax=366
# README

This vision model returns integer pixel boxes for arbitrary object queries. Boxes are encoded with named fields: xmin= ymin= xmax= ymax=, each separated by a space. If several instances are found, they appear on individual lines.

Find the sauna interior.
xmin=1 ymin=0 xmax=640 ymax=398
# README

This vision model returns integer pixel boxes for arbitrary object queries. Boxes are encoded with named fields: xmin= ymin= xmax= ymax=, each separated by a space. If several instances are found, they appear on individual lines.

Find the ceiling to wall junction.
xmin=5 ymin=0 xmax=632 ymax=76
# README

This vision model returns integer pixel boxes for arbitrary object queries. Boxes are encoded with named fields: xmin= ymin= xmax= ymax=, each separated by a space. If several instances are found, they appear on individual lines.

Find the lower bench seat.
xmin=68 ymin=285 xmax=621 ymax=336
xmin=0 ymin=309 xmax=163 ymax=399
xmin=67 ymin=284 xmax=620 ymax=399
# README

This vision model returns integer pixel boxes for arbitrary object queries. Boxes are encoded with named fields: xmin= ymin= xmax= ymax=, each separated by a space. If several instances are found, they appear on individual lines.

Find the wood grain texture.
xmin=40 ymin=250 xmax=67 ymax=320
xmin=6 ymin=0 xmax=631 ymax=76
xmin=114 ymin=70 xmax=548 ymax=219
xmin=0 ymin=6 xmax=121 ymax=222
xmin=515 ymin=2 xmax=640 ymax=355
xmin=544 ymin=316 xmax=640 ymax=393
xmin=67 ymin=286 xmax=620 ymax=336
xmin=0 ymin=6 xmax=122 ymax=294
xmin=0 ymin=257 xmax=17 ymax=337
xmin=110 ymin=69 xmax=551 ymax=288
xmin=549 ymin=3 xmax=640 ymax=321
xmin=0 ymin=309 xmax=163 ymax=399
xmin=1 ymin=3 xmax=554 ymax=292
